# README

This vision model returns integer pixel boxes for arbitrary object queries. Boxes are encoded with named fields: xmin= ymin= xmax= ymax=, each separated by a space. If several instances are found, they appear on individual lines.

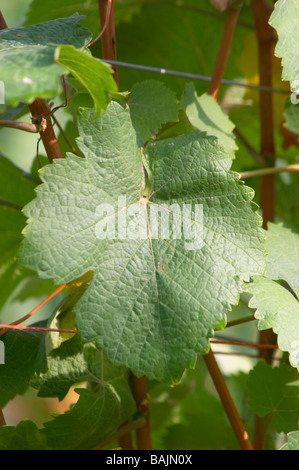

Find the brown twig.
xmin=0 ymin=283 xmax=67 ymax=337
xmin=0 ymin=324 xmax=76 ymax=334
xmin=98 ymin=0 xmax=119 ymax=87
xmin=0 ymin=10 xmax=7 ymax=29
xmin=132 ymin=375 xmax=152 ymax=450
xmin=0 ymin=121 xmax=39 ymax=133
xmin=86 ymin=0 xmax=113 ymax=48
xmin=250 ymin=0 xmax=276 ymax=449
xmin=210 ymin=339 xmax=278 ymax=350
xmin=203 ymin=349 xmax=253 ymax=450
xmin=0 ymin=406 xmax=6 ymax=426
xmin=28 ymin=98 xmax=63 ymax=163
xmin=204 ymin=2 xmax=254 ymax=451
xmin=208 ymin=6 xmax=241 ymax=100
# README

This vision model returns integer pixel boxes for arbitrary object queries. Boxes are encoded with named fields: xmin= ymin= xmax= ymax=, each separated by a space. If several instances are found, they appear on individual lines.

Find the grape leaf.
xmin=0 ymin=329 xmax=46 ymax=407
xmin=128 ymin=80 xmax=179 ymax=144
xmin=0 ymin=14 xmax=91 ymax=106
xmin=280 ymin=431 xmax=299 ymax=450
xmin=55 ymin=45 xmax=117 ymax=118
xmin=244 ymin=276 xmax=299 ymax=372
xmin=0 ymin=155 xmax=36 ymax=308
xmin=247 ymin=360 xmax=299 ymax=434
xmin=0 ymin=420 xmax=50 ymax=450
xmin=264 ymin=222 xmax=299 ymax=299
xmin=270 ymin=0 xmax=299 ymax=90
xmin=283 ymin=97 xmax=299 ymax=136
xmin=181 ymin=83 xmax=238 ymax=158
xmin=30 ymin=336 xmax=102 ymax=401
xmin=40 ymin=353 xmax=136 ymax=450
xmin=19 ymin=100 xmax=265 ymax=384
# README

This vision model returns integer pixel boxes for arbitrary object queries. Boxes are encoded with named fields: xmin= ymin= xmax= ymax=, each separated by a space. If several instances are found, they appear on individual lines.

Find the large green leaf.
xmin=19 ymin=100 xmax=265 ymax=384
xmin=0 ymin=14 xmax=91 ymax=106
xmin=244 ymin=276 xmax=299 ymax=372
xmin=247 ymin=360 xmax=299 ymax=434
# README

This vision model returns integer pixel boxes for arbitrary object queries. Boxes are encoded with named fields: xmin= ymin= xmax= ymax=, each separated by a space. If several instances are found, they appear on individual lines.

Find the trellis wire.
xmin=100 ymin=58 xmax=290 ymax=95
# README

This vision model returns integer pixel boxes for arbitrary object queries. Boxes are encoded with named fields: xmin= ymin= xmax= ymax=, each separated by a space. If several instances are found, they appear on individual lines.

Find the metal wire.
xmin=100 ymin=59 xmax=290 ymax=95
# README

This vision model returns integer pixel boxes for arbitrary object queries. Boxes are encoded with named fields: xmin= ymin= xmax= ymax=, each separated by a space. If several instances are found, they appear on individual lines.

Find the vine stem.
xmin=132 ymin=375 xmax=152 ymax=450
xmin=0 ymin=406 xmax=6 ymax=426
xmin=204 ymin=2 xmax=254 ymax=451
xmin=250 ymin=0 xmax=277 ymax=450
xmin=0 ymin=10 xmax=7 ymax=29
xmin=98 ymin=0 xmax=119 ymax=87
xmin=0 ymin=324 xmax=76 ymax=334
xmin=86 ymin=0 xmax=113 ymax=48
xmin=28 ymin=98 xmax=63 ymax=163
xmin=210 ymin=339 xmax=278 ymax=350
xmin=0 ymin=283 xmax=67 ymax=337
xmin=240 ymin=164 xmax=299 ymax=180
xmin=208 ymin=6 xmax=241 ymax=100
xmin=0 ymin=121 xmax=38 ymax=133
xmin=203 ymin=349 xmax=253 ymax=450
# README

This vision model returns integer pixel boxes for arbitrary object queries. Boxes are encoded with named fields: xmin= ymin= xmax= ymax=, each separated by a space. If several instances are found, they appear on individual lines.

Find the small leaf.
xmin=270 ymin=0 xmax=299 ymax=89
xmin=265 ymin=222 xmax=299 ymax=299
xmin=247 ymin=360 xmax=299 ymax=434
xmin=40 ymin=351 xmax=136 ymax=450
xmin=31 ymin=338 xmax=106 ymax=401
xmin=128 ymin=80 xmax=179 ymax=144
xmin=0 ymin=329 xmax=46 ymax=407
xmin=0 ymin=421 xmax=50 ymax=450
xmin=181 ymin=83 xmax=238 ymax=158
xmin=244 ymin=276 xmax=299 ymax=371
xmin=55 ymin=45 xmax=118 ymax=117
xmin=280 ymin=431 xmax=299 ymax=450
xmin=0 ymin=155 xmax=36 ymax=307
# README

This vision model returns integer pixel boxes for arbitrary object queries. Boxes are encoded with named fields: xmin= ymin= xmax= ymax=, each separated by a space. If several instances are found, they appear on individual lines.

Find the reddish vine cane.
xmin=250 ymin=0 xmax=277 ymax=450
xmin=204 ymin=4 xmax=254 ymax=451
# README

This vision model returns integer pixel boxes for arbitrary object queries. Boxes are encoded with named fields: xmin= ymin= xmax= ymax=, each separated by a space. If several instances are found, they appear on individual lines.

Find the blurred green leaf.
xmin=247 ymin=360 xmax=299 ymax=434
